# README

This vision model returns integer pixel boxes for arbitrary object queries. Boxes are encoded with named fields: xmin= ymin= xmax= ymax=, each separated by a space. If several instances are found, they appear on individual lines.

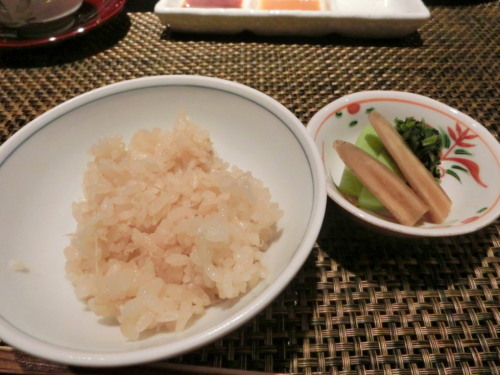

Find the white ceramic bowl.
xmin=0 ymin=0 xmax=83 ymax=28
xmin=0 ymin=76 xmax=326 ymax=366
xmin=307 ymin=90 xmax=500 ymax=237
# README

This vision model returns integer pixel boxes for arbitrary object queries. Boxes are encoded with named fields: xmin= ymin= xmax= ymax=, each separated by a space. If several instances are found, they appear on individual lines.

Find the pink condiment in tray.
xmin=183 ymin=0 xmax=242 ymax=7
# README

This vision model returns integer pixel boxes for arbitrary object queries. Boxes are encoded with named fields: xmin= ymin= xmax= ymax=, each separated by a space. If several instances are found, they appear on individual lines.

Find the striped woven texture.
xmin=0 ymin=2 xmax=499 ymax=374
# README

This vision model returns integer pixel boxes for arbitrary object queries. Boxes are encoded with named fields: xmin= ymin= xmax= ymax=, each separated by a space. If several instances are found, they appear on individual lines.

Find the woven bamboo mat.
xmin=0 ymin=1 xmax=499 ymax=374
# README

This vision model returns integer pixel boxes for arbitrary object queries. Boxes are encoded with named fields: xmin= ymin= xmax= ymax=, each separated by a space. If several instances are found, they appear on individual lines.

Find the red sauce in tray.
xmin=183 ymin=0 xmax=242 ymax=8
xmin=259 ymin=0 xmax=320 ymax=10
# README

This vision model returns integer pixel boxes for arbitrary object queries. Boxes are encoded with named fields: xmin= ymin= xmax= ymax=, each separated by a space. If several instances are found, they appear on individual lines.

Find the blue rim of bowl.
xmin=0 ymin=75 xmax=326 ymax=366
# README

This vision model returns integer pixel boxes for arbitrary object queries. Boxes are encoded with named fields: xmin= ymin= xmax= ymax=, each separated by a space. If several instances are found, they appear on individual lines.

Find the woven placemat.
xmin=0 ymin=2 xmax=499 ymax=374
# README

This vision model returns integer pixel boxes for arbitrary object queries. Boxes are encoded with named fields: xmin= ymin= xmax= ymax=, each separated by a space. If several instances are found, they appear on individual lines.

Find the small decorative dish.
xmin=307 ymin=90 xmax=500 ymax=237
xmin=154 ymin=0 xmax=430 ymax=38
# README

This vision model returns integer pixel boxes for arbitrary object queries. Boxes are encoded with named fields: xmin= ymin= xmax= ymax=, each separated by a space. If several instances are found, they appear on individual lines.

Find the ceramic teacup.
xmin=0 ymin=0 xmax=83 ymax=29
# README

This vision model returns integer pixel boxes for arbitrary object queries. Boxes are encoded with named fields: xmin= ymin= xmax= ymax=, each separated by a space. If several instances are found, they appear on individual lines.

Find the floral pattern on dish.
xmin=334 ymin=103 xmax=488 ymax=192
xmin=307 ymin=91 xmax=500 ymax=237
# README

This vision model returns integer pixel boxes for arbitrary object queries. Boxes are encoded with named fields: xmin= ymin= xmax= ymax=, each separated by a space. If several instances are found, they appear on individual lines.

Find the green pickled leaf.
xmin=395 ymin=117 xmax=443 ymax=179
xmin=422 ymin=134 xmax=439 ymax=147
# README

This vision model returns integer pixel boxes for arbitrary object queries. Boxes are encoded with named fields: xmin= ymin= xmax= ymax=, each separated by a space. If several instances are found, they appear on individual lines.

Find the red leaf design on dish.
xmin=448 ymin=126 xmax=457 ymax=142
xmin=456 ymin=131 xmax=476 ymax=146
xmin=444 ymin=123 xmax=478 ymax=150
xmin=457 ymin=141 xmax=477 ymax=147
xmin=463 ymin=133 xmax=479 ymax=140
xmin=446 ymin=157 xmax=487 ymax=188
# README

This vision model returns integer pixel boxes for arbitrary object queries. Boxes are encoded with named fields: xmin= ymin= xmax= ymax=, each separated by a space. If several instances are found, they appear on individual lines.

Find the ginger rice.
xmin=64 ymin=115 xmax=282 ymax=340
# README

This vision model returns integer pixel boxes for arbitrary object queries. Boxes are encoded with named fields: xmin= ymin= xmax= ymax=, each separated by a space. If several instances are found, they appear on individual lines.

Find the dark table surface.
xmin=1 ymin=0 xmax=499 ymax=374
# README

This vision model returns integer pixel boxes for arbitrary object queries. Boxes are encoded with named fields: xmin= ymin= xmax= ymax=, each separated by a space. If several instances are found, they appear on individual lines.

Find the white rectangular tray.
xmin=154 ymin=0 xmax=430 ymax=38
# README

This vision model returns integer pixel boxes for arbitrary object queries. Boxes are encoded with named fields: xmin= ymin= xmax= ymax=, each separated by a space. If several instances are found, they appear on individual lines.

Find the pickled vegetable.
xmin=338 ymin=125 xmax=402 ymax=211
xmin=334 ymin=140 xmax=429 ymax=226
xmin=368 ymin=111 xmax=451 ymax=223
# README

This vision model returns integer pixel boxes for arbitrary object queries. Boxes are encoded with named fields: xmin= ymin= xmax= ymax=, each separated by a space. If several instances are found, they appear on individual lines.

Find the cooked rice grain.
xmin=64 ymin=116 xmax=282 ymax=339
